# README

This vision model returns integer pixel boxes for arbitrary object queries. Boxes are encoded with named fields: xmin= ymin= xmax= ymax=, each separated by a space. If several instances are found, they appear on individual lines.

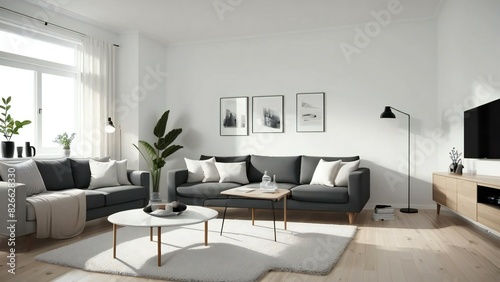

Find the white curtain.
xmin=75 ymin=37 xmax=116 ymax=158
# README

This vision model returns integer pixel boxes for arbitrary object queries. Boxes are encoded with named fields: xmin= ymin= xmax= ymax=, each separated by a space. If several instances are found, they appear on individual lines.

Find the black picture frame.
xmin=220 ymin=97 xmax=249 ymax=136
xmin=296 ymin=92 xmax=325 ymax=132
xmin=252 ymin=95 xmax=284 ymax=133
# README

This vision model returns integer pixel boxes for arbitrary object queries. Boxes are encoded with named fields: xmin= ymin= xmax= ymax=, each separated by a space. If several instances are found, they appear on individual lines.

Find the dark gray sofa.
xmin=0 ymin=157 xmax=149 ymax=239
xmin=167 ymin=155 xmax=370 ymax=224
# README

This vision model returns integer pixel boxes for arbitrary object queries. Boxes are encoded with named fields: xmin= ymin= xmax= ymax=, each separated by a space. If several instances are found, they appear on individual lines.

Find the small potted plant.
xmin=53 ymin=132 xmax=76 ymax=157
xmin=134 ymin=110 xmax=183 ymax=202
xmin=0 ymin=96 xmax=32 ymax=158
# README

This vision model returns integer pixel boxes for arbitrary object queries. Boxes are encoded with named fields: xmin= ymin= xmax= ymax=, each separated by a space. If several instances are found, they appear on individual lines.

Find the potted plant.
xmin=0 ymin=96 xmax=32 ymax=158
xmin=133 ymin=110 xmax=183 ymax=202
xmin=53 ymin=132 xmax=76 ymax=157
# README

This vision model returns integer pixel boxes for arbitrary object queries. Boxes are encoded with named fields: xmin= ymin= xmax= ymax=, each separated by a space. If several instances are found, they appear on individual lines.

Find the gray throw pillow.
xmin=0 ymin=159 xmax=46 ymax=196
xmin=35 ymin=158 xmax=75 ymax=191
xmin=248 ymin=155 xmax=301 ymax=184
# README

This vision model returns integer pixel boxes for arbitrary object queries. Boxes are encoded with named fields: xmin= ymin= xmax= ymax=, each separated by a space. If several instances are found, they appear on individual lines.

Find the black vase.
xmin=1 ymin=141 xmax=15 ymax=158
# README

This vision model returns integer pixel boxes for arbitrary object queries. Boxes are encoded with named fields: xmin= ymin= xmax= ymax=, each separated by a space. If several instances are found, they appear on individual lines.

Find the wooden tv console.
xmin=432 ymin=172 xmax=500 ymax=233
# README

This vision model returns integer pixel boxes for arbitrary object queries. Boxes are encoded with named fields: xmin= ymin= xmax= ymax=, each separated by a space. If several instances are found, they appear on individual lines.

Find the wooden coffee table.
xmin=219 ymin=188 xmax=290 ymax=241
xmin=108 ymin=206 xmax=217 ymax=266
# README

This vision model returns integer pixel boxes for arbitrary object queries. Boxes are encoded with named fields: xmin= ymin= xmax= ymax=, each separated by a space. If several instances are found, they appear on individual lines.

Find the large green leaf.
xmin=133 ymin=141 xmax=157 ymax=171
xmin=155 ymin=128 xmax=182 ymax=150
xmin=15 ymin=120 xmax=31 ymax=127
xmin=153 ymin=110 xmax=170 ymax=138
xmin=154 ymin=159 xmax=166 ymax=169
xmin=161 ymin=144 xmax=183 ymax=159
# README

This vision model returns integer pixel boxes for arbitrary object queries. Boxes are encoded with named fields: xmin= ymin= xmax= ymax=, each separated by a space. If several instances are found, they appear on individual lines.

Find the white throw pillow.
xmin=88 ymin=159 xmax=120 ymax=189
xmin=200 ymin=161 xmax=220 ymax=182
xmin=0 ymin=159 xmax=46 ymax=196
xmin=115 ymin=159 xmax=131 ymax=185
xmin=215 ymin=162 xmax=249 ymax=184
xmin=185 ymin=157 xmax=215 ymax=182
xmin=334 ymin=160 xmax=360 ymax=186
xmin=310 ymin=159 xmax=342 ymax=187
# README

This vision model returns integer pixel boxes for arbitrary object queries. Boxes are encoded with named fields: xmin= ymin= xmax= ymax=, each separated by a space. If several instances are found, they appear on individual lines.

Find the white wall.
xmin=167 ymin=19 xmax=438 ymax=208
xmin=116 ymin=32 xmax=168 ymax=173
xmin=0 ymin=1 xmax=118 ymax=44
xmin=437 ymin=0 xmax=500 ymax=176
xmin=116 ymin=32 xmax=140 ymax=168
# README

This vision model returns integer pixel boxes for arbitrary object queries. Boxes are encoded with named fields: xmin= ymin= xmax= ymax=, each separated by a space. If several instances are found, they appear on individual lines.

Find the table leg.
xmin=204 ymin=221 xmax=208 ymax=246
xmin=272 ymin=200 xmax=276 ymax=242
xmin=150 ymin=227 xmax=153 ymax=241
xmin=284 ymin=195 xmax=287 ymax=230
xmin=113 ymin=224 xmax=117 ymax=258
xmin=220 ymin=196 xmax=229 ymax=236
xmin=252 ymin=208 xmax=255 ymax=225
xmin=157 ymin=227 xmax=162 ymax=266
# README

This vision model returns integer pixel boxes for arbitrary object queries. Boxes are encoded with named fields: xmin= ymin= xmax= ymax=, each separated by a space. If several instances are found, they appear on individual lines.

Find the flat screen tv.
xmin=464 ymin=98 xmax=500 ymax=159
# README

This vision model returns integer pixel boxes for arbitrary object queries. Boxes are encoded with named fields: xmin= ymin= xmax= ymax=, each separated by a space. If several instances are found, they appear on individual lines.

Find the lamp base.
xmin=400 ymin=208 xmax=418 ymax=213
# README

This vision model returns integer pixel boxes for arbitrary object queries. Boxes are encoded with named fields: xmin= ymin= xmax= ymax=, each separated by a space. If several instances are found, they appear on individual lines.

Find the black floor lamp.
xmin=105 ymin=117 xmax=122 ymax=160
xmin=380 ymin=106 xmax=418 ymax=213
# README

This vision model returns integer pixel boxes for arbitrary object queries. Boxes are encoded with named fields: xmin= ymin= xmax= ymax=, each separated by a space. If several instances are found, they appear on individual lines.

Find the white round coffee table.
xmin=108 ymin=206 xmax=218 ymax=266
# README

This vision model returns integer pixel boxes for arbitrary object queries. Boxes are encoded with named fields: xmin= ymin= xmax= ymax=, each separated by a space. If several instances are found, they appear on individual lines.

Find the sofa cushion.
xmin=291 ymin=185 xmax=348 ymax=203
xmin=310 ymin=159 xmax=341 ymax=187
xmin=200 ymin=155 xmax=250 ymax=164
xmin=200 ymin=155 xmax=251 ymax=174
xmin=177 ymin=182 xmax=241 ymax=199
xmin=248 ymin=155 xmax=301 ymax=184
xmin=200 ymin=161 xmax=220 ymax=182
xmin=116 ymin=159 xmax=131 ymax=185
xmin=334 ymin=160 xmax=361 ymax=186
xmin=239 ymin=182 xmax=297 ymax=190
xmin=88 ymin=160 xmax=120 ymax=189
xmin=185 ymin=157 xmax=215 ymax=182
xmin=69 ymin=157 xmax=110 ymax=188
xmin=215 ymin=162 xmax=249 ymax=184
xmin=92 ymin=185 xmax=147 ymax=206
xmin=0 ymin=159 xmax=46 ymax=196
xmin=35 ymin=158 xmax=75 ymax=191
xmin=300 ymin=156 xmax=360 ymax=184
xmin=83 ymin=189 xmax=106 ymax=209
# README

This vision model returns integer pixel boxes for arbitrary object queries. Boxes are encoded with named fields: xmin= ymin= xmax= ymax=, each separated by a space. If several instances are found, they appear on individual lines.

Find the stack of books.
xmin=372 ymin=205 xmax=395 ymax=221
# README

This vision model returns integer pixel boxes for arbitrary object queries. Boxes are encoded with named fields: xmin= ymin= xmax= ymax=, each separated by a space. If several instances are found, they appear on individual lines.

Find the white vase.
xmin=63 ymin=149 xmax=70 ymax=157
xmin=150 ymin=192 xmax=162 ymax=203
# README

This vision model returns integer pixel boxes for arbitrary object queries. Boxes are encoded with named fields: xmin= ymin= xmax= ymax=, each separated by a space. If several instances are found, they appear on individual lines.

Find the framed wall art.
xmin=252 ymin=95 xmax=284 ymax=133
xmin=296 ymin=92 xmax=325 ymax=132
xmin=220 ymin=97 xmax=248 ymax=136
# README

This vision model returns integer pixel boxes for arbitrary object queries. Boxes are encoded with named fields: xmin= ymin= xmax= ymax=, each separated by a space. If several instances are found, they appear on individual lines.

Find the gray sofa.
xmin=167 ymin=155 xmax=370 ymax=224
xmin=0 ymin=157 xmax=149 ymax=239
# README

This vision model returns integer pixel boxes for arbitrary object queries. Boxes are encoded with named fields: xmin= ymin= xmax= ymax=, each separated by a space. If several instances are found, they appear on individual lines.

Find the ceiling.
xmin=33 ymin=0 xmax=442 ymax=45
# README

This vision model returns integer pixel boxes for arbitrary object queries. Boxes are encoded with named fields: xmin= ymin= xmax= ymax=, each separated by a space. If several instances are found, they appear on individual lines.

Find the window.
xmin=0 ymin=27 xmax=80 ymax=156
xmin=0 ymin=64 xmax=35 ymax=143
xmin=0 ymin=29 xmax=76 ymax=66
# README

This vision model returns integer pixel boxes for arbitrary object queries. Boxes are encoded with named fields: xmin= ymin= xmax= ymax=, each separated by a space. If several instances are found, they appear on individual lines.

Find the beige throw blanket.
xmin=26 ymin=189 xmax=86 ymax=239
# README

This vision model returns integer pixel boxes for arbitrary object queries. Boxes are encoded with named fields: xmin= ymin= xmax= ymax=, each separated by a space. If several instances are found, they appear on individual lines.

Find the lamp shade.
xmin=105 ymin=117 xmax=116 ymax=133
xmin=380 ymin=106 xmax=396 ymax=118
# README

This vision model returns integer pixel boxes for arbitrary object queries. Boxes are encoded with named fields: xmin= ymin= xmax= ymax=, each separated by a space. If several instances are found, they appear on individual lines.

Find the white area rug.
xmin=36 ymin=219 xmax=357 ymax=282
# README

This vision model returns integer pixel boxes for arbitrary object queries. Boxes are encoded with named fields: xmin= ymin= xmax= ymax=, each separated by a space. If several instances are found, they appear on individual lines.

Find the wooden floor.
xmin=1 ymin=208 xmax=499 ymax=282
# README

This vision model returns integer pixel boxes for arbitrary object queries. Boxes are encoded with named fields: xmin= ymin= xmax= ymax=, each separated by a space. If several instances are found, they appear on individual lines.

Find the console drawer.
xmin=477 ymin=203 xmax=500 ymax=233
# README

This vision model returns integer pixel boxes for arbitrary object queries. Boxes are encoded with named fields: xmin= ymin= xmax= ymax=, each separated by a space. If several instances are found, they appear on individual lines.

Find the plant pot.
xmin=449 ymin=163 xmax=458 ymax=173
xmin=1 ymin=141 xmax=15 ymax=158
xmin=63 ymin=149 xmax=71 ymax=157
xmin=150 ymin=192 xmax=162 ymax=203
